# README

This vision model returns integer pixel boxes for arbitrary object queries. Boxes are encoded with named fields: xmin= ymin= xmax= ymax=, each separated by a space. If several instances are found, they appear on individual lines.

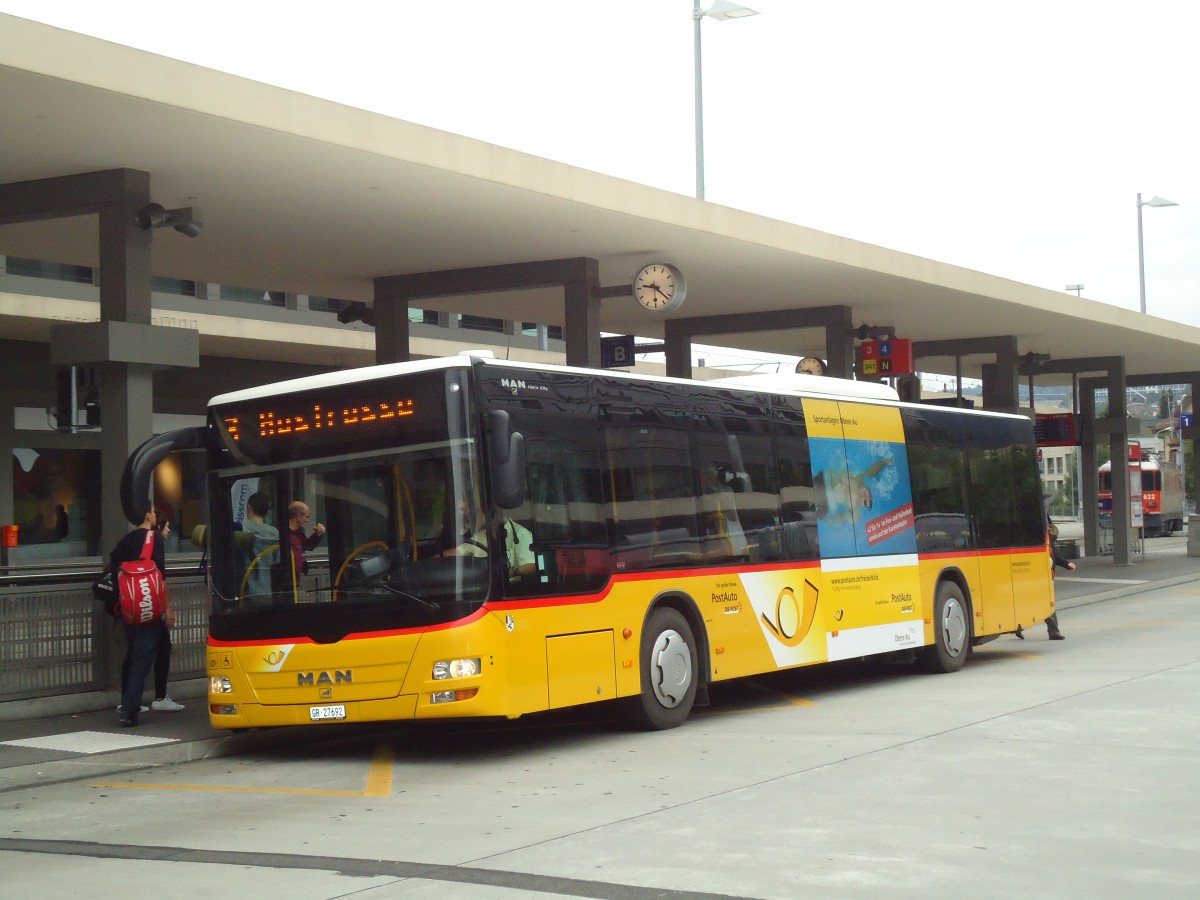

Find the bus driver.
xmin=443 ymin=498 xmax=535 ymax=581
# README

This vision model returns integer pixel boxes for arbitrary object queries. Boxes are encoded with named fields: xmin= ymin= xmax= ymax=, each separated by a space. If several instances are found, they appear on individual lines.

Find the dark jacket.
xmin=109 ymin=527 xmax=166 ymax=580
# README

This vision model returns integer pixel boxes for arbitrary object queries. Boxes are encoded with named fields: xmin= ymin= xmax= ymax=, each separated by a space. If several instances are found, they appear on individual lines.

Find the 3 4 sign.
xmin=860 ymin=339 xmax=914 ymax=376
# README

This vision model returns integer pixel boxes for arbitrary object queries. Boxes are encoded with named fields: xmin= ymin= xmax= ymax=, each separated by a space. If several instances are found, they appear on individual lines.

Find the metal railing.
xmin=0 ymin=571 xmax=209 ymax=701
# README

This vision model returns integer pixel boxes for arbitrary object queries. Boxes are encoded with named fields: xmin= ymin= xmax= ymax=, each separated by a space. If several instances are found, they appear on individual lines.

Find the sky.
xmin=3 ymin=0 xmax=1198 ymax=339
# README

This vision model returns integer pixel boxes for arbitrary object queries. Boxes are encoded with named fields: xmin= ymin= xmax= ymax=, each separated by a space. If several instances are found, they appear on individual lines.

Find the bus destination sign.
xmin=210 ymin=372 xmax=451 ymax=464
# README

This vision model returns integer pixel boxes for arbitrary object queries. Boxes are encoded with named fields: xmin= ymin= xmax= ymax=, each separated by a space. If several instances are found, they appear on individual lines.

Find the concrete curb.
xmin=0 ymin=678 xmax=209 ymax=724
xmin=0 ymin=718 xmax=399 ymax=794
xmin=1055 ymin=572 xmax=1200 ymax=610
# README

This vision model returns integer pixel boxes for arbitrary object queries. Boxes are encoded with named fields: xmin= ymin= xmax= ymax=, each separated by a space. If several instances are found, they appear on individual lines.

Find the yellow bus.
xmin=124 ymin=355 xmax=1056 ymax=730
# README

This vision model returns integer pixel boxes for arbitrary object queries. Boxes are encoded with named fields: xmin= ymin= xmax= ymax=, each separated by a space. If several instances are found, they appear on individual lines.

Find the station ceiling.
xmin=4 ymin=14 xmax=1199 ymax=385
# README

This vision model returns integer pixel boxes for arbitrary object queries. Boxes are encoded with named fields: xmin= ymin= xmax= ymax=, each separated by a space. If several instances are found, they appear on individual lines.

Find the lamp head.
xmin=703 ymin=0 xmax=759 ymax=20
xmin=135 ymin=203 xmax=202 ymax=238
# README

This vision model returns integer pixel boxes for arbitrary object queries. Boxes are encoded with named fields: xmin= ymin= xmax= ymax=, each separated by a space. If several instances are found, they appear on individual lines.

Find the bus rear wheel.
xmin=918 ymin=581 xmax=970 ymax=674
xmin=632 ymin=608 xmax=698 ymax=730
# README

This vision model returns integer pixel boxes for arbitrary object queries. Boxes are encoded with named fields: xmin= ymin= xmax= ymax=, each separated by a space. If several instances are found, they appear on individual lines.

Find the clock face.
xmin=634 ymin=263 xmax=686 ymax=312
xmin=796 ymin=357 xmax=827 ymax=376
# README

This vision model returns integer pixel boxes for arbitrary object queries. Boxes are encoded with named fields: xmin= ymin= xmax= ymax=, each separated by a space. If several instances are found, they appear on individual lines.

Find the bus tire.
xmin=632 ymin=607 xmax=698 ymax=730
xmin=918 ymin=581 xmax=970 ymax=674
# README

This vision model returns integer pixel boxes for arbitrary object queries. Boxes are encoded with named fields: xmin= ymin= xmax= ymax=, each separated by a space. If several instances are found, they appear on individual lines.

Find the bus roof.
xmin=209 ymin=355 xmax=468 ymax=407
xmin=208 ymin=352 xmax=1029 ymax=422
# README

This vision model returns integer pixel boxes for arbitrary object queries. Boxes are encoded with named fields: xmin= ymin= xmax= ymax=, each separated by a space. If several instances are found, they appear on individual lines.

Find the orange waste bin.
xmin=1 ymin=525 xmax=18 ymax=548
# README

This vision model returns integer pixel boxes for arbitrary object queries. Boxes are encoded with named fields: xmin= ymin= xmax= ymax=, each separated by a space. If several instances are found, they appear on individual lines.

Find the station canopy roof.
xmin=4 ymin=13 xmax=1199 ymax=385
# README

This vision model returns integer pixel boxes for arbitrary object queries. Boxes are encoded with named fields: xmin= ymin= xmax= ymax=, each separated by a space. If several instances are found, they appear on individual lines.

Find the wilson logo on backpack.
xmin=117 ymin=530 xmax=166 ymax=625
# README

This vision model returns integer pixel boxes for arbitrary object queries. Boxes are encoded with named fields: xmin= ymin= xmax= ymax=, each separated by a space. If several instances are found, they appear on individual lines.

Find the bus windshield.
xmin=208 ymin=439 xmax=490 ymax=642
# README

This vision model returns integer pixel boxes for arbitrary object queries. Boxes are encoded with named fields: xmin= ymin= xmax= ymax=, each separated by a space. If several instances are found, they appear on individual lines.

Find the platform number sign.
xmin=860 ymin=338 xmax=914 ymax=377
xmin=600 ymin=334 xmax=635 ymax=369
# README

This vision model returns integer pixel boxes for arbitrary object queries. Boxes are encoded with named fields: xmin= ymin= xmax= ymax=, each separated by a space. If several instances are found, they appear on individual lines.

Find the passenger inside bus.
xmin=286 ymin=501 xmax=325 ymax=580
xmin=240 ymin=491 xmax=278 ymax=599
xmin=699 ymin=463 xmax=748 ymax=560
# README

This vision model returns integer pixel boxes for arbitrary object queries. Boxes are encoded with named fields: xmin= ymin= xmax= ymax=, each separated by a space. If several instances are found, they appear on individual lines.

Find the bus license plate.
xmin=309 ymin=704 xmax=346 ymax=721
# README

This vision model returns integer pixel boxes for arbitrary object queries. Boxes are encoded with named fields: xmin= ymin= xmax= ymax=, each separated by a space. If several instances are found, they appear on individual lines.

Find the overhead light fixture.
xmin=135 ymin=203 xmax=203 ymax=238
xmin=337 ymin=303 xmax=376 ymax=327
xmin=854 ymin=324 xmax=896 ymax=341
xmin=703 ymin=0 xmax=759 ymax=20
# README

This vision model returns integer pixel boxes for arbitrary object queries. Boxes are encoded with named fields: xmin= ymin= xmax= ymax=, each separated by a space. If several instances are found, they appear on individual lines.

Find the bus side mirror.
xmin=121 ymin=426 xmax=208 ymax=524
xmin=488 ymin=410 xmax=526 ymax=509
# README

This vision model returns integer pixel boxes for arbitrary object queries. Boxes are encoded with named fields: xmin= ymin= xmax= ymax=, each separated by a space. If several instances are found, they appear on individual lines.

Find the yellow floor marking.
xmin=362 ymin=740 xmax=394 ymax=797
xmin=696 ymin=678 xmax=817 ymax=717
xmin=972 ymin=648 xmax=1038 ymax=660
xmin=92 ymin=741 xmax=394 ymax=797
xmin=742 ymin=679 xmax=817 ymax=707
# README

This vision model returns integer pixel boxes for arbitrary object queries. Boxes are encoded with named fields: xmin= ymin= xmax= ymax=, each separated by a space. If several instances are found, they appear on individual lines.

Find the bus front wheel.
xmin=633 ymin=608 xmax=698 ymax=730
xmin=919 ymin=581 xmax=970 ymax=674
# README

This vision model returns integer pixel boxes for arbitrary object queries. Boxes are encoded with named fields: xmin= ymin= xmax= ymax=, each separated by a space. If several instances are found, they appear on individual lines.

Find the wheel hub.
xmin=650 ymin=628 xmax=692 ymax=708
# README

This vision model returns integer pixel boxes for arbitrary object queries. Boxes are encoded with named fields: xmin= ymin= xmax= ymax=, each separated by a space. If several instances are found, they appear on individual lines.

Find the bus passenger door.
xmin=974 ymin=552 xmax=1015 ymax=635
xmin=966 ymin=440 xmax=1017 ymax=634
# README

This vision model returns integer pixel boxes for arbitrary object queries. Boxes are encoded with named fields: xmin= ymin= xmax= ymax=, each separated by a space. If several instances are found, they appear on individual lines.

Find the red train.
xmin=1098 ymin=445 xmax=1184 ymax=537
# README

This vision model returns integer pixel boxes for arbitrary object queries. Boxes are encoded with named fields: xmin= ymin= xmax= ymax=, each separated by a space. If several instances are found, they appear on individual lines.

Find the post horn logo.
xmin=761 ymin=581 xmax=819 ymax=648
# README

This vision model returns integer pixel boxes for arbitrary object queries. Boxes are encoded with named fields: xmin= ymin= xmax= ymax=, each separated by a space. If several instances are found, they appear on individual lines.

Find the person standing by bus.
xmin=1046 ymin=529 xmax=1074 ymax=640
xmin=1020 ymin=519 xmax=1071 ymax=641
xmin=110 ymin=504 xmax=176 ymax=726
xmin=118 ymin=510 xmax=186 ymax=714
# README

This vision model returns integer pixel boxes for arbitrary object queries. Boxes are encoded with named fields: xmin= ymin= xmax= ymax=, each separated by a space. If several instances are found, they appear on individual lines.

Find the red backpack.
xmin=118 ymin=530 xmax=167 ymax=625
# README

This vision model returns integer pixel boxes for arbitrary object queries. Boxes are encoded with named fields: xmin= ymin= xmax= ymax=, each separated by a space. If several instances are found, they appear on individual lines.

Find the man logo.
xmin=297 ymin=670 xmax=352 ymax=686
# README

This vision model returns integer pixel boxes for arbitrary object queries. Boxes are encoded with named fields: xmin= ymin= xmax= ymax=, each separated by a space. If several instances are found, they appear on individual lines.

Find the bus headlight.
xmin=210 ymin=676 xmax=233 ymax=694
xmin=432 ymin=658 xmax=480 ymax=680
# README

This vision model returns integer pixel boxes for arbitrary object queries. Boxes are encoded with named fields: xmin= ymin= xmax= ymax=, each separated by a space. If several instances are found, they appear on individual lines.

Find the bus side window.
xmin=772 ymin=403 xmax=819 ymax=561
xmin=503 ymin=408 xmax=608 ymax=596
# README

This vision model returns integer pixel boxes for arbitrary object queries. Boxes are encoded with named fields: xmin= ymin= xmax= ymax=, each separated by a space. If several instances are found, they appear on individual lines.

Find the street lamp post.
xmin=1136 ymin=192 xmax=1179 ymax=314
xmin=1179 ymin=397 xmax=1188 ymax=513
xmin=693 ymin=0 xmax=759 ymax=200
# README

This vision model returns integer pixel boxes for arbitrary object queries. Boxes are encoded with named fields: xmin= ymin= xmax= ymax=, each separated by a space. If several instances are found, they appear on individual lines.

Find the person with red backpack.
xmin=117 ymin=510 xmax=185 ymax=715
xmin=108 ymin=503 xmax=176 ymax=727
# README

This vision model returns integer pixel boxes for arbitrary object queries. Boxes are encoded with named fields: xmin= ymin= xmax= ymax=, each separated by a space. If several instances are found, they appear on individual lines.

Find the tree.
xmin=1158 ymin=390 xmax=1174 ymax=420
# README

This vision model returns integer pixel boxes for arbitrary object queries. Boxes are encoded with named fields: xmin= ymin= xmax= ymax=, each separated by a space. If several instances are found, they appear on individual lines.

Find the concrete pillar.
xmin=981 ymin=339 xmax=1020 ymax=411
xmin=663 ymin=321 xmax=692 ymax=379
xmin=564 ymin=281 xmax=600 ymax=368
xmin=96 ymin=179 xmax=152 ymax=552
xmin=0 ymin=393 xmax=14 ymax=530
xmin=372 ymin=279 xmax=410 ymax=365
xmin=1080 ymin=388 xmax=1099 ymax=558
xmin=1106 ymin=363 xmax=1131 ymax=566
xmin=824 ymin=311 xmax=855 ymax=379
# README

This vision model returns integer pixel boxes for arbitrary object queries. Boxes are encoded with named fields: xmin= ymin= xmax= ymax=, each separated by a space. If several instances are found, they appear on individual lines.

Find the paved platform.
xmin=4 ymin=537 xmax=1198 ymax=794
